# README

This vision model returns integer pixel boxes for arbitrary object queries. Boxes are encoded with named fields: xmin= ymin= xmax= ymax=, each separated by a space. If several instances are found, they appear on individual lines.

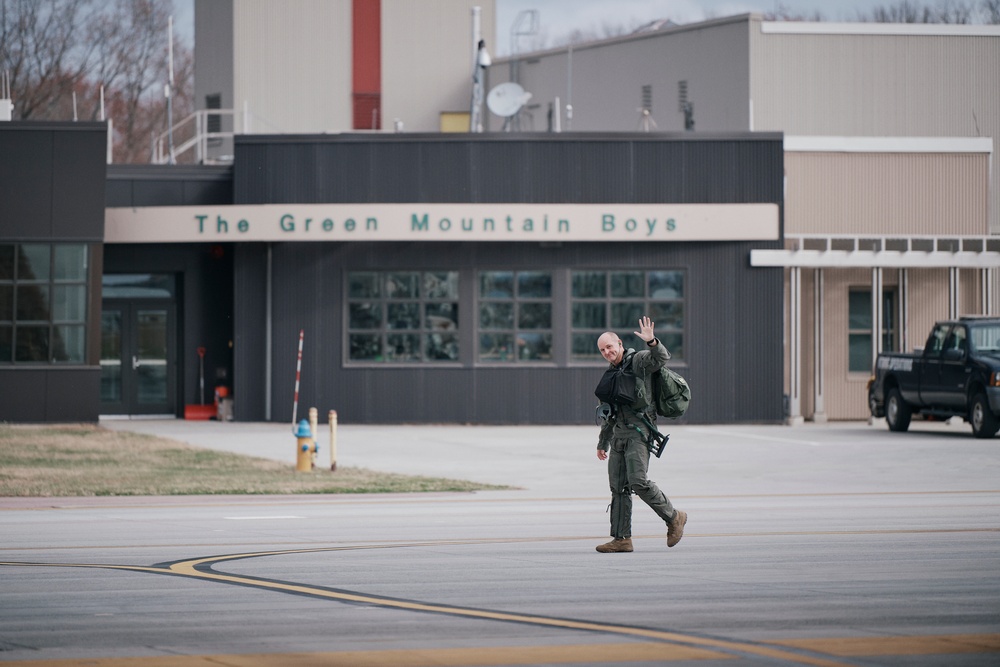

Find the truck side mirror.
xmin=942 ymin=348 xmax=964 ymax=361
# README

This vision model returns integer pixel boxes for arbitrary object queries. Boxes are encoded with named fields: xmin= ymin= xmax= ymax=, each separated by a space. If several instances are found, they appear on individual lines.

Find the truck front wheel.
xmin=886 ymin=387 xmax=912 ymax=432
xmin=970 ymin=393 xmax=999 ymax=439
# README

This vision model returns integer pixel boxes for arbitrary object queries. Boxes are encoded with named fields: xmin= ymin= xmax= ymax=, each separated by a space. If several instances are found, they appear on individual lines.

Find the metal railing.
xmin=153 ymin=107 xmax=249 ymax=164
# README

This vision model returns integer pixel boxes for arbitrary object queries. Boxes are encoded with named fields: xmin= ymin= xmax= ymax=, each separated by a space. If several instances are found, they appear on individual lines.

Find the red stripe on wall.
xmin=352 ymin=0 xmax=381 ymax=130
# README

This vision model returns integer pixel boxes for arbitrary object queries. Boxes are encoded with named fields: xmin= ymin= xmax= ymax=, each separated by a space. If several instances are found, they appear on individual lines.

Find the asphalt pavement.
xmin=1 ymin=416 xmax=998 ymax=666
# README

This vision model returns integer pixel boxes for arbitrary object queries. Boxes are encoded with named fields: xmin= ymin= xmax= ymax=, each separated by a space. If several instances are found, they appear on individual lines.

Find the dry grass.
xmin=0 ymin=424 xmax=511 ymax=497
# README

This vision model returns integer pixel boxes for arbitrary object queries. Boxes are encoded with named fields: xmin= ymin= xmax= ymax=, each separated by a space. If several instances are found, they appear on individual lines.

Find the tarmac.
xmin=98 ymin=414 xmax=987 ymax=498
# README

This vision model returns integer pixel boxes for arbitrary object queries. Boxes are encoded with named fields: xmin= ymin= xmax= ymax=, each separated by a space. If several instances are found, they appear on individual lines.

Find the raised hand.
xmin=634 ymin=316 xmax=655 ymax=342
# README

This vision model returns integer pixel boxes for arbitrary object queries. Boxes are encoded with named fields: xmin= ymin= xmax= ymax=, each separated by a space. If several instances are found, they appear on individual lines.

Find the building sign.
xmin=105 ymin=203 xmax=779 ymax=243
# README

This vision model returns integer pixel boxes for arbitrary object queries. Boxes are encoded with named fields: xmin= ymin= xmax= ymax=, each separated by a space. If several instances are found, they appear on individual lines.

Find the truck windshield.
xmin=969 ymin=323 xmax=1000 ymax=354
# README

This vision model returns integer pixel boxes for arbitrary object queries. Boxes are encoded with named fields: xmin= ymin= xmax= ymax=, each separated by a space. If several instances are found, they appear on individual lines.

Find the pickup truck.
xmin=868 ymin=317 xmax=1000 ymax=438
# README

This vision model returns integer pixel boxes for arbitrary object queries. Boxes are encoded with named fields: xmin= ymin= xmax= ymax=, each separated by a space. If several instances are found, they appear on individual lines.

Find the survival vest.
xmin=595 ymin=350 xmax=691 ymax=420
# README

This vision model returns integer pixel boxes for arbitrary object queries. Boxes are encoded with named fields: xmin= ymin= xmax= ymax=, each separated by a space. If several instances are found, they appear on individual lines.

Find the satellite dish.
xmin=486 ymin=82 xmax=532 ymax=118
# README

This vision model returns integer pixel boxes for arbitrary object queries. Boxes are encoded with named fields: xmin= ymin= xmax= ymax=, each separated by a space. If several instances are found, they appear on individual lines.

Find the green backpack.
xmin=652 ymin=366 xmax=691 ymax=419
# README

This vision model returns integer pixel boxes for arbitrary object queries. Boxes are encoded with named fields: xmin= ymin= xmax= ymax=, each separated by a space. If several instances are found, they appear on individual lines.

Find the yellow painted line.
xmin=3 ymin=547 xmax=850 ymax=667
xmin=0 ymin=642 xmax=731 ymax=666
xmin=773 ymin=633 xmax=1000 ymax=656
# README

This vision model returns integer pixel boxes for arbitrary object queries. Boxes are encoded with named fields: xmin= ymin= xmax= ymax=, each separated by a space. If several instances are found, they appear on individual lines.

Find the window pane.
xmin=348 ymin=272 xmax=380 ymax=299
xmin=660 ymin=332 xmax=683 ymax=358
xmin=386 ymin=333 xmax=421 ymax=361
xmin=0 ymin=285 xmax=11 ymax=321
xmin=52 ymin=324 xmax=85 ymax=362
xmin=102 ymin=274 xmax=174 ymax=298
xmin=480 ymin=333 xmax=514 ymax=361
xmin=386 ymin=272 xmax=419 ymax=299
xmin=15 ymin=326 xmax=49 ymax=361
xmin=610 ymin=272 xmax=644 ymax=297
xmin=848 ymin=291 xmax=871 ymax=329
xmin=517 ymin=271 xmax=551 ymax=298
xmin=426 ymin=333 xmax=459 ymax=360
xmin=611 ymin=302 xmax=644 ymax=329
xmin=387 ymin=303 xmax=420 ymax=329
xmin=53 ymin=245 xmax=86 ymax=281
xmin=848 ymin=333 xmax=871 ymax=372
xmin=0 ymin=245 xmax=13 ymax=280
xmin=649 ymin=302 xmax=683 ymax=330
xmin=480 ymin=302 xmax=513 ymax=329
xmin=53 ymin=285 xmax=86 ymax=322
xmin=424 ymin=272 xmax=458 ymax=299
xmin=18 ymin=245 xmax=50 ymax=281
xmin=349 ymin=334 xmax=382 ymax=360
xmin=426 ymin=303 xmax=458 ymax=330
xmin=0 ymin=325 xmax=11 ymax=361
xmin=572 ymin=271 xmax=605 ymax=298
xmin=572 ymin=302 xmax=605 ymax=329
xmin=101 ymin=311 xmax=122 ymax=402
xmin=649 ymin=271 xmax=683 ymax=298
xmin=17 ymin=285 xmax=50 ymax=320
xmin=480 ymin=271 xmax=513 ymax=298
xmin=517 ymin=332 xmax=552 ymax=360
xmin=572 ymin=332 xmax=601 ymax=360
xmin=349 ymin=303 xmax=382 ymax=329
xmin=518 ymin=302 xmax=551 ymax=329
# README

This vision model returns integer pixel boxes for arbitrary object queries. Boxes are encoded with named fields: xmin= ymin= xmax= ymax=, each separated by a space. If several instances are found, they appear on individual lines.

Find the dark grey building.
xmin=0 ymin=122 xmax=106 ymax=422
xmin=4 ymin=125 xmax=786 ymax=425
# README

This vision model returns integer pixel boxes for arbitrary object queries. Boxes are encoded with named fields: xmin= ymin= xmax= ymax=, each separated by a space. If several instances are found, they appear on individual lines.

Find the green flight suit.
xmin=597 ymin=341 xmax=678 ymax=539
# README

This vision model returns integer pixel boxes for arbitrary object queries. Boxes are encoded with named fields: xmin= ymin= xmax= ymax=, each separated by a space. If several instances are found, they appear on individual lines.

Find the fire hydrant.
xmin=295 ymin=419 xmax=317 ymax=471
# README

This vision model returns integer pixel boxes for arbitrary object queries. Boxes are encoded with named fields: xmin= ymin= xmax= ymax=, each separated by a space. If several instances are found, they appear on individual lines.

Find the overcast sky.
xmin=172 ymin=1 xmax=948 ymax=54
xmin=494 ymin=0 xmax=903 ymax=54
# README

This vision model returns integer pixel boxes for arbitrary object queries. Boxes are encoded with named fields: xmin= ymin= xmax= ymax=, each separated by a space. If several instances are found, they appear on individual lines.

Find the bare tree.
xmin=861 ymin=0 xmax=1000 ymax=22
xmin=0 ymin=0 xmax=193 ymax=163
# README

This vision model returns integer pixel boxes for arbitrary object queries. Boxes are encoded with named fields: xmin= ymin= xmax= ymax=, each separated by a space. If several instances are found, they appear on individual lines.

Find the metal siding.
xmin=230 ymin=134 xmax=783 ymax=424
xmin=785 ymin=152 xmax=989 ymax=235
xmin=106 ymin=166 xmax=234 ymax=207
xmin=751 ymin=20 xmax=1000 ymax=231
xmin=492 ymin=16 xmax=751 ymax=133
xmin=233 ymin=244 xmax=269 ymax=421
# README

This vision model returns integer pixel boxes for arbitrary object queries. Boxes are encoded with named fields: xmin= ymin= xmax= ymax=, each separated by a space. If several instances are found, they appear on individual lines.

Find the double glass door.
xmin=101 ymin=302 xmax=176 ymax=415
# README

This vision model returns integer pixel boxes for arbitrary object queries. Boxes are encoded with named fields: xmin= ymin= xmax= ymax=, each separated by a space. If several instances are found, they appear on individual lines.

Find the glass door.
xmin=101 ymin=302 xmax=176 ymax=415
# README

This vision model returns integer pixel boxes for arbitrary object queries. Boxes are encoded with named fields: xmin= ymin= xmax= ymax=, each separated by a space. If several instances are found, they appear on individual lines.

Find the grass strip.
xmin=0 ymin=424 xmax=511 ymax=497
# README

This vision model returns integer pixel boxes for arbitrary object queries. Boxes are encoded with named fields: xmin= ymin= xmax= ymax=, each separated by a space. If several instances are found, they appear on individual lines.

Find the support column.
xmin=871 ymin=267 xmax=883 ymax=371
xmin=899 ymin=268 xmax=908 ymax=352
xmin=949 ymin=267 xmax=960 ymax=320
xmin=788 ymin=267 xmax=803 ymax=425
xmin=812 ymin=268 xmax=826 ymax=423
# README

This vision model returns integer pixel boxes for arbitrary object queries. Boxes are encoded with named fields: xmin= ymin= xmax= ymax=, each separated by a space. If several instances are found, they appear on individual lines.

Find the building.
xmin=487 ymin=14 xmax=1000 ymax=421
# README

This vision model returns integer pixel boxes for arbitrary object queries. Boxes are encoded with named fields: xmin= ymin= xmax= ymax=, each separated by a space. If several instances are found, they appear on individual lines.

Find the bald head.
xmin=597 ymin=331 xmax=624 ymax=365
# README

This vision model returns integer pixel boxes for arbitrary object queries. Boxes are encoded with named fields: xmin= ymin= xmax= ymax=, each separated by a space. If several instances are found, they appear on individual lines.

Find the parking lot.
xmin=1 ymin=418 xmax=998 ymax=666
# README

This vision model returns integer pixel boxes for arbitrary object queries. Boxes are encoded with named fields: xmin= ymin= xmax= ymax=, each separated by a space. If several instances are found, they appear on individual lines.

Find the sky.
xmin=172 ymin=1 xmax=933 ymax=54
xmin=494 ymin=0 xmax=900 ymax=54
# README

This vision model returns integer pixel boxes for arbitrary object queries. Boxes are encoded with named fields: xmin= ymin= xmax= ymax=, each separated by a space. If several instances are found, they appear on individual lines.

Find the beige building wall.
xmin=750 ymin=18 xmax=1000 ymax=232
xmin=789 ymin=267 xmax=989 ymax=421
xmin=782 ymin=144 xmax=994 ymax=420
xmin=232 ymin=0 xmax=352 ymax=133
xmin=382 ymin=0 xmax=495 ymax=132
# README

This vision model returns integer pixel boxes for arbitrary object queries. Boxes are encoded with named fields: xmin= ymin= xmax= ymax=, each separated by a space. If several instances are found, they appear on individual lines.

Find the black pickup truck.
xmin=868 ymin=317 xmax=1000 ymax=438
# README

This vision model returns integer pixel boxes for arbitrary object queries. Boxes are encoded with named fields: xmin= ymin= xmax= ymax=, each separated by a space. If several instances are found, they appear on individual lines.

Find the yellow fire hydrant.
xmin=295 ymin=419 xmax=317 ymax=472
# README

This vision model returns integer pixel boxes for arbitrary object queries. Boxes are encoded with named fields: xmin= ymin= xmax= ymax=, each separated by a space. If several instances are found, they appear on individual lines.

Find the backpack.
xmin=652 ymin=366 xmax=691 ymax=419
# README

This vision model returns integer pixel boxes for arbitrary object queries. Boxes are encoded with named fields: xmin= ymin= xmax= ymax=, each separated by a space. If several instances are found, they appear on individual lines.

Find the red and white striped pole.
xmin=291 ymin=329 xmax=304 ymax=432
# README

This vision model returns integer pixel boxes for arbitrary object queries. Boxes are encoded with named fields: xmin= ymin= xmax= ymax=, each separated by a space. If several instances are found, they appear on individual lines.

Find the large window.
xmin=0 ymin=243 xmax=88 ymax=364
xmin=478 ymin=271 xmax=553 ymax=362
xmin=848 ymin=289 xmax=896 ymax=373
xmin=571 ymin=270 xmax=684 ymax=361
xmin=347 ymin=271 xmax=459 ymax=362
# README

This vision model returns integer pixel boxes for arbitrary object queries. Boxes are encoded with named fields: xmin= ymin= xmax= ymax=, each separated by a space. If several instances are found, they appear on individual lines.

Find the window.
xmin=347 ymin=271 xmax=459 ymax=362
xmin=848 ymin=289 xmax=896 ymax=372
xmin=0 ymin=243 xmax=88 ymax=363
xmin=571 ymin=270 xmax=684 ymax=361
xmin=478 ymin=271 xmax=552 ymax=362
